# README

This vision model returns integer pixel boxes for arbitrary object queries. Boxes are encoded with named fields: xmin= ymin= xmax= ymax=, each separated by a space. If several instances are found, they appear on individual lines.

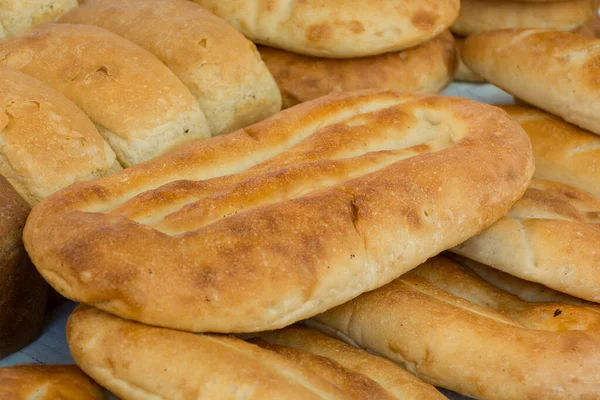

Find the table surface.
xmin=1 ymin=82 xmax=515 ymax=400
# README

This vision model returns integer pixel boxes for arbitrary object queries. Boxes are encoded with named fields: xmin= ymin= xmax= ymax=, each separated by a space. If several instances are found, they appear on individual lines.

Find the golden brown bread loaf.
xmin=59 ymin=0 xmax=281 ymax=136
xmin=0 ymin=364 xmax=106 ymax=400
xmin=452 ymin=179 xmax=600 ymax=302
xmin=0 ymin=0 xmax=77 ymax=38
xmin=462 ymin=29 xmax=600 ymax=136
xmin=259 ymin=31 xmax=457 ymax=108
xmin=0 ymin=176 xmax=46 ymax=359
xmin=452 ymin=0 xmax=595 ymax=36
xmin=68 ymin=305 xmax=360 ymax=400
xmin=252 ymin=326 xmax=446 ymax=400
xmin=499 ymin=105 xmax=600 ymax=199
xmin=0 ymin=66 xmax=121 ymax=206
xmin=0 ymin=23 xmax=210 ymax=167
xmin=24 ymin=90 xmax=534 ymax=333
xmin=311 ymin=256 xmax=600 ymax=400
xmin=454 ymin=36 xmax=485 ymax=83
xmin=189 ymin=0 xmax=460 ymax=58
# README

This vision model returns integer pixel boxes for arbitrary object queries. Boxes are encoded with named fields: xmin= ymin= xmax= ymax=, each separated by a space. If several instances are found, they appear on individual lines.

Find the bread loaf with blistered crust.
xmin=24 ymin=90 xmax=533 ymax=333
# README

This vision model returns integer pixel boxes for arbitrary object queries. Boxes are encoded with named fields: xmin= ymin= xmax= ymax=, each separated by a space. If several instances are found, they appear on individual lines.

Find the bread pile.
xmin=1 ymin=1 xmax=600 ymax=400
xmin=188 ymin=0 xmax=460 ymax=108
xmin=452 ymin=0 xmax=598 ymax=82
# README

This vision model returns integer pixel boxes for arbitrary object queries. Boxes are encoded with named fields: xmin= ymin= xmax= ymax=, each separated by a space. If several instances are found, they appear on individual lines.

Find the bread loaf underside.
xmin=24 ymin=90 xmax=533 ymax=333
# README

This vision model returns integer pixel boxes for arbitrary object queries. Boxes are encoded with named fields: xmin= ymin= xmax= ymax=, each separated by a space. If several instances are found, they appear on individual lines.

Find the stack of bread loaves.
xmin=187 ymin=0 xmax=461 ymax=108
xmin=452 ymin=0 xmax=598 ymax=82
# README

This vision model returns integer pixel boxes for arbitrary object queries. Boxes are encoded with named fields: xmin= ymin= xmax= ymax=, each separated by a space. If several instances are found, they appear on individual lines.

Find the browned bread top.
xmin=24 ymin=90 xmax=533 ymax=333
xmin=0 ymin=364 xmax=105 ymax=400
xmin=189 ymin=0 xmax=460 ymax=58
xmin=313 ymin=256 xmax=600 ymax=399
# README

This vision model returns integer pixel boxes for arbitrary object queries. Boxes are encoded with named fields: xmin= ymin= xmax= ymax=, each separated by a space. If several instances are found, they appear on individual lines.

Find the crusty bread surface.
xmin=454 ymin=36 xmax=485 ymax=82
xmin=462 ymin=29 xmax=600 ymax=136
xmin=0 ymin=0 xmax=77 ymax=38
xmin=24 ymin=90 xmax=533 ymax=333
xmin=0 ymin=23 xmax=210 ymax=167
xmin=311 ymin=256 xmax=600 ymax=400
xmin=59 ymin=0 xmax=281 ymax=136
xmin=259 ymin=31 xmax=457 ymax=108
xmin=189 ymin=0 xmax=460 ymax=58
xmin=0 ymin=66 xmax=121 ymax=205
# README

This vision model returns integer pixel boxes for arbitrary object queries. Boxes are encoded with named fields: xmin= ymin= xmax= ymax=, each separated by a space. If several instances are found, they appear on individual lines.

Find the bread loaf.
xmin=312 ymin=256 xmax=600 ymax=400
xmin=0 ymin=176 xmax=46 ymax=359
xmin=454 ymin=36 xmax=485 ymax=83
xmin=259 ymin=31 xmax=456 ymax=108
xmin=67 ymin=305 xmax=358 ymax=400
xmin=0 ymin=66 xmax=121 ymax=206
xmin=462 ymin=29 xmax=600 ymax=136
xmin=452 ymin=0 xmax=595 ymax=36
xmin=0 ymin=23 xmax=210 ymax=167
xmin=253 ymin=326 xmax=446 ymax=400
xmin=0 ymin=0 xmax=77 ymax=38
xmin=59 ymin=0 xmax=281 ymax=136
xmin=24 ymin=90 xmax=533 ymax=333
xmin=189 ymin=0 xmax=460 ymax=58
xmin=0 ymin=365 xmax=106 ymax=400
xmin=452 ymin=179 xmax=600 ymax=302
xmin=499 ymin=105 xmax=600 ymax=199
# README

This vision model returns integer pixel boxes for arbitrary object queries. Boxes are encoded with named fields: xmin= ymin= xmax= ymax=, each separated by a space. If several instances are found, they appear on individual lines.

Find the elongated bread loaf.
xmin=59 ymin=0 xmax=281 ymax=136
xmin=462 ymin=29 xmax=600 ymax=136
xmin=189 ymin=0 xmax=460 ymax=58
xmin=499 ymin=105 xmax=600 ymax=199
xmin=259 ymin=31 xmax=456 ymax=108
xmin=0 ymin=66 xmax=121 ymax=205
xmin=24 ymin=90 xmax=533 ymax=333
xmin=253 ymin=326 xmax=446 ymax=400
xmin=68 ymin=305 xmax=360 ymax=400
xmin=0 ymin=176 xmax=46 ymax=359
xmin=0 ymin=365 xmax=105 ymax=400
xmin=454 ymin=36 xmax=485 ymax=83
xmin=0 ymin=0 xmax=77 ymax=38
xmin=452 ymin=0 xmax=595 ymax=36
xmin=311 ymin=256 xmax=600 ymax=400
xmin=0 ymin=23 xmax=210 ymax=167
xmin=452 ymin=179 xmax=600 ymax=302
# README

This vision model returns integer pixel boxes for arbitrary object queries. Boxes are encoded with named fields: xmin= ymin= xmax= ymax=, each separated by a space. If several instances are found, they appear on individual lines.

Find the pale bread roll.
xmin=311 ymin=256 xmax=600 ymax=400
xmin=189 ymin=0 xmax=460 ymax=58
xmin=0 ymin=365 xmax=105 ymax=400
xmin=0 ymin=176 xmax=46 ymax=359
xmin=498 ymin=105 xmax=600 ymax=199
xmin=452 ymin=0 xmax=595 ymax=36
xmin=59 ymin=0 xmax=281 ymax=136
xmin=0 ymin=23 xmax=210 ymax=167
xmin=24 ymin=90 xmax=533 ymax=333
xmin=452 ymin=179 xmax=600 ymax=302
xmin=454 ymin=36 xmax=485 ymax=83
xmin=259 ymin=31 xmax=457 ymax=108
xmin=253 ymin=326 xmax=446 ymax=400
xmin=0 ymin=0 xmax=77 ymax=38
xmin=67 ymin=305 xmax=359 ymax=400
xmin=462 ymin=29 xmax=600 ymax=136
xmin=0 ymin=66 xmax=121 ymax=205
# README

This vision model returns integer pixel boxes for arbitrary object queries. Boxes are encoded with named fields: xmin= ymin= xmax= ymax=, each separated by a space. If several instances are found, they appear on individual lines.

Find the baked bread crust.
xmin=0 ymin=365 xmax=105 ymax=400
xmin=452 ymin=0 xmax=595 ymax=36
xmin=253 ymin=326 xmax=446 ymax=400
xmin=259 ymin=31 xmax=457 ymax=108
xmin=189 ymin=0 xmax=460 ymax=58
xmin=0 ymin=23 xmax=210 ymax=167
xmin=0 ymin=0 xmax=77 ymax=38
xmin=0 ymin=66 xmax=121 ymax=206
xmin=0 ymin=176 xmax=46 ymax=359
xmin=24 ymin=90 xmax=533 ymax=333
xmin=462 ymin=28 xmax=600 ymax=136
xmin=499 ymin=105 xmax=600 ymax=199
xmin=452 ymin=179 xmax=600 ymax=302
xmin=312 ymin=256 xmax=600 ymax=400
xmin=59 ymin=0 xmax=281 ymax=136
xmin=454 ymin=36 xmax=485 ymax=83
